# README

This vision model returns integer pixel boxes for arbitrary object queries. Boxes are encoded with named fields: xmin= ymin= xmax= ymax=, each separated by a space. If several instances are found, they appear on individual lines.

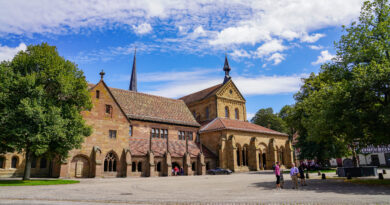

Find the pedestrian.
xmin=274 ymin=161 xmax=281 ymax=190
xmin=180 ymin=167 xmax=184 ymax=175
xmin=280 ymin=166 xmax=285 ymax=189
xmin=290 ymin=163 xmax=299 ymax=189
xmin=174 ymin=166 xmax=179 ymax=176
xmin=299 ymin=163 xmax=307 ymax=186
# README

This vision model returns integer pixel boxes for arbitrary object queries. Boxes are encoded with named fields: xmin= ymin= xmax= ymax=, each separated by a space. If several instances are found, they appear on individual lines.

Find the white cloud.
xmin=266 ymin=53 xmax=285 ymax=65
xmin=143 ymin=70 xmax=307 ymax=98
xmin=132 ymin=23 xmax=152 ymax=35
xmin=308 ymin=45 xmax=324 ymax=50
xmin=0 ymin=0 xmax=364 ymax=63
xmin=0 ymin=43 xmax=26 ymax=61
xmin=311 ymin=50 xmax=335 ymax=65
xmin=300 ymin=33 xmax=325 ymax=43
xmin=254 ymin=39 xmax=287 ymax=58
xmin=235 ymin=74 xmax=307 ymax=95
xmin=230 ymin=49 xmax=251 ymax=59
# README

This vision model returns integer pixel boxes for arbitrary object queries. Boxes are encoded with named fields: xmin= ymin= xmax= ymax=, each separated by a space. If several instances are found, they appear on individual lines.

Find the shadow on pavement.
xmin=251 ymin=179 xmax=390 ymax=195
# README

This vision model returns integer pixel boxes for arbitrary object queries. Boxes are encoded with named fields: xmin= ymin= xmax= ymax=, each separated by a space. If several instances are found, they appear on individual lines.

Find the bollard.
xmin=383 ymin=169 xmax=387 ymax=174
xmin=379 ymin=173 xmax=384 ymax=180
xmin=346 ymin=172 xmax=352 ymax=180
xmin=306 ymin=172 xmax=309 ymax=179
xmin=322 ymin=173 xmax=326 ymax=180
xmin=318 ymin=171 xmax=321 ymax=176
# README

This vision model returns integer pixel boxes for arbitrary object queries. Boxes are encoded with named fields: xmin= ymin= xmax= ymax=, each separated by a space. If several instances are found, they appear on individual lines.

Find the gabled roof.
xmin=200 ymin=118 xmax=288 ymax=136
xmin=88 ymin=83 xmax=200 ymax=127
xmin=129 ymin=138 xmax=216 ymax=158
xmin=179 ymin=83 xmax=223 ymax=104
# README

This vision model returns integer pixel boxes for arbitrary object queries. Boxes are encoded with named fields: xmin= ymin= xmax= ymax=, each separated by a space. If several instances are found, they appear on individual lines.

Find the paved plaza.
xmin=0 ymin=171 xmax=389 ymax=205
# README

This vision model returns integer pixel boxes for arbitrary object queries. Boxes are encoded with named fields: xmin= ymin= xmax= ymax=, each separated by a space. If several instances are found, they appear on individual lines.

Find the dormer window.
xmin=96 ymin=90 xmax=100 ymax=99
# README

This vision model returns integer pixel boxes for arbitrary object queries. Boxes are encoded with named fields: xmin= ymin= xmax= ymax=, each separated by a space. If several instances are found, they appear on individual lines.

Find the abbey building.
xmin=0 ymin=54 xmax=292 ymax=178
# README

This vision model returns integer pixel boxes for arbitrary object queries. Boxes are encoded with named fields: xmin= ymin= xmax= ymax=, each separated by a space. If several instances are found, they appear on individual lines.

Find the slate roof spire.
xmin=129 ymin=48 xmax=137 ymax=92
xmin=223 ymin=54 xmax=231 ymax=84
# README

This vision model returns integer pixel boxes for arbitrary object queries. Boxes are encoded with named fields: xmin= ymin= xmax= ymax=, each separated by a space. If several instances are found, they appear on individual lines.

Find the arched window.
xmin=192 ymin=162 xmax=196 ymax=171
xmin=137 ymin=162 xmax=142 ymax=172
xmin=0 ymin=156 xmax=4 ymax=169
xmin=225 ymin=106 xmax=229 ymax=118
xmin=156 ymin=162 xmax=161 ymax=172
xmin=11 ymin=156 xmax=18 ymax=168
xmin=40 ymin=158 xmax=47 ymax=168
xmin=205 ymin=107 xmax=209 ymax=120
xmin=104 ymin=152 xmax=117 ymax=172
xmin=235 ymin=108 xmax=239 ymax=120
xmin=132 ymin=162 xmax=136 ymax=172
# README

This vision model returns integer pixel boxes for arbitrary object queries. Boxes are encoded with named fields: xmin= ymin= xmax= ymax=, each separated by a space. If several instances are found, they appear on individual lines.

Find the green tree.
xmin=293 ymin=0 xmax=390 ymax=165
xmin=0 ymin=43 xmax=92 ymax=180
xmin=251 ymin=107 xmax=288 ymax=133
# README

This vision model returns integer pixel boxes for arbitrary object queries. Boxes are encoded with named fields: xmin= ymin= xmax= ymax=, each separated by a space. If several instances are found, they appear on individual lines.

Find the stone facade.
xmin=0 ymin=56 xmax=291 ymax=178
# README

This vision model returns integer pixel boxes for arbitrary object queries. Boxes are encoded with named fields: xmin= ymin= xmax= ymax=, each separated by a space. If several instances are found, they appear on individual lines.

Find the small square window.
xmin=106 ymin=105 xmax=112 ymax=114
xmin=109 ymin=130 xmax=117 ymax=139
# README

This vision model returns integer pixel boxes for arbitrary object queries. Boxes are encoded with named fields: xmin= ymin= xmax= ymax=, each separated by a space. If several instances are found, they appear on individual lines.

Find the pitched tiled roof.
xmin=179 ymin=84 xmax=223 ymax=104
xmin=88 ymin=83 xmax=200 ymax=127
xmin=129 ymin=138 xmax=216 ymax=158
xmin=200 ymin=118 xmax=288 ymax=136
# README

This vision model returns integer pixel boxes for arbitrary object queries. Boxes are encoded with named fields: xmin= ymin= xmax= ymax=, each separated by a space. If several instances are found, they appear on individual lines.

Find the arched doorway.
xmin=262 ymin=153 xmax=266 ymax=169
xmin=71 ymin=155 xmax=90 ymax=178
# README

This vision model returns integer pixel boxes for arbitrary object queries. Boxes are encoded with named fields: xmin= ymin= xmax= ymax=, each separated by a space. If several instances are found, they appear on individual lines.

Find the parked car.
xmin=207 ymin=168 xmax=232 ymax=175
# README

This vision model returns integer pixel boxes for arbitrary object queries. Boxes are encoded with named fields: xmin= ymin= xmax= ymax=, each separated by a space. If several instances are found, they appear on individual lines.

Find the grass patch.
xmin=345 ymin=179 xmax=390 ymax=186
xmin=308 ymin=169 xmax=336 ymax=173
xmin=0 ymin=179 xmax=79 ymax=186
xmin=282 ymin=169 xmax=336 ymax=174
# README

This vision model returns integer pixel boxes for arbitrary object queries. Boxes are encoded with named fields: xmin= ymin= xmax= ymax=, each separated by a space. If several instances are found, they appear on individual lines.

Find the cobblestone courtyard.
xmin=0 ymin=171 xmax=389 ymax=205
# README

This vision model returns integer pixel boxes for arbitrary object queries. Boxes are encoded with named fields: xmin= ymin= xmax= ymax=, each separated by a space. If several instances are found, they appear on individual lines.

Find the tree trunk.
xmin=23 ymin=151 xmax=32 ymax=180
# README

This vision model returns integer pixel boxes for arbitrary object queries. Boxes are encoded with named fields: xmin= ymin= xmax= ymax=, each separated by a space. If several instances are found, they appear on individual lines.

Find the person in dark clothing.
xmin=299 ymin=163 xmax=307 ymax=186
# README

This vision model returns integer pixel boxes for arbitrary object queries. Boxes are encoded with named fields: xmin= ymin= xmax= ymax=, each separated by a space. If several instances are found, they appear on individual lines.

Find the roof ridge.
xmin=108 ymin=86 xmax=184 ymax=103
xmin=179 ymin=83 xmax=222 ymax=100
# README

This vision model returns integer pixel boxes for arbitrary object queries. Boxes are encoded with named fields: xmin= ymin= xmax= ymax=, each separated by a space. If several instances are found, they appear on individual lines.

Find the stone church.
xmin=0 ymin=53 xmax=292 ymax=178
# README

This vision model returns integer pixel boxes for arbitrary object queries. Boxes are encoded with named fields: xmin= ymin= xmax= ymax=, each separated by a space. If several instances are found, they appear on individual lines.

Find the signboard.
xmin=360 ymin=145 xmax=390 ymax=154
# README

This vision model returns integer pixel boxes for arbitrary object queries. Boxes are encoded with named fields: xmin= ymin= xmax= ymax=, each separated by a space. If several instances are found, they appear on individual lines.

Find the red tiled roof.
xmin=129 ymin=138 xmax=216 ymax=158
xmin=200 ymin=118 xmax=288 ymax=136
xmin=179 ymin=84 xmax=223 ymax=104
xmin=88 ymin=83 xmax=200 ymax=127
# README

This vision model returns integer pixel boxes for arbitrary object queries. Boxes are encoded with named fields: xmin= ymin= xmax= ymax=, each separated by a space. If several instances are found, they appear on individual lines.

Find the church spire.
xmin=129 ymin=48 xmax=137 ymax=92
xmin=223 ymin=54 xmax=231 ymax=84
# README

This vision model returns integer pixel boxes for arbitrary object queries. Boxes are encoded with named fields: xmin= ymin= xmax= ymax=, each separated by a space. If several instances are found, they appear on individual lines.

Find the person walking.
xmin=290 ymin=163 xmax=299 ymax=189
xmin=299 ymin=163 xmax=307 ymax=186
xmin=274 ymin=161 xmax=281 ymax=190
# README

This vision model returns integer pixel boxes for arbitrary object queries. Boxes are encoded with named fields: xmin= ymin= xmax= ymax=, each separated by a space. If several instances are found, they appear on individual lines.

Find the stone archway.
xmin=258 ymin=143 xmax=268 ymax=170
xmin=71 ymin=155 xmax=90 ymax=178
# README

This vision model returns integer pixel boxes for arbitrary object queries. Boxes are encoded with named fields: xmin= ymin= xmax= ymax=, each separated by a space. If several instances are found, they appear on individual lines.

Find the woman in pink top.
xmin=275 ymin=161 xmax=281 ymax=189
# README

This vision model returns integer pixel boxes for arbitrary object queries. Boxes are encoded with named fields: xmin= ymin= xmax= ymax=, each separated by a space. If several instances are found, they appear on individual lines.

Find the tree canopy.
xmin=251 ymin=107 xmax=288 ymax=134
xmin=0 ymin=43 xmax=92 ymax=179
xmin=293 ymin=0 xmax=390 ymax=163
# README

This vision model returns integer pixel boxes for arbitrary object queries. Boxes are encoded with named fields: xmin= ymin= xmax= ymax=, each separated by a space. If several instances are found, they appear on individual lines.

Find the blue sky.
xmin=0 ymin=0 xmax=365 ymax=120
